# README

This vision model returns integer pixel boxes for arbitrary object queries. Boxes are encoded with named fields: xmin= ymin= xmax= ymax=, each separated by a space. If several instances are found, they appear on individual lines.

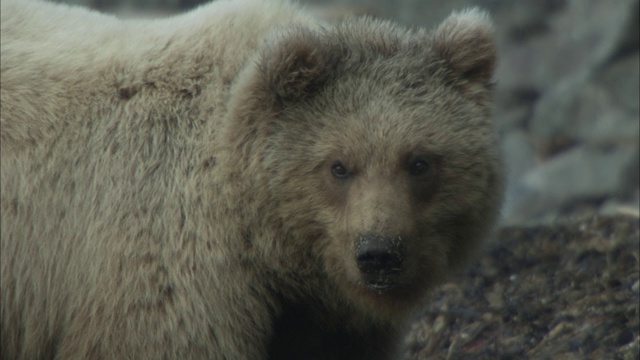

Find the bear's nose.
xmin=355 ymin=235 xmax=405 ymax=274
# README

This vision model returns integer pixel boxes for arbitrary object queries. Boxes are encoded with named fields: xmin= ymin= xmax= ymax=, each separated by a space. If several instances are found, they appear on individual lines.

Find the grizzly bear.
xmin=0 ymin=0 xmax=503 ymax=359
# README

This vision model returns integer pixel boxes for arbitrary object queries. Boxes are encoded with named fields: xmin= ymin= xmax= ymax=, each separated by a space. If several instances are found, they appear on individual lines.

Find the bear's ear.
xmin=258 ymin=29 xmax=330 ymax=106
xmin=431 ymin=8 xmax=496 ymax=90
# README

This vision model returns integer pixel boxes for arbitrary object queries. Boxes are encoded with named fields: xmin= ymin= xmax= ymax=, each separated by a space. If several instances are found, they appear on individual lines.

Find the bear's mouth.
xmin=366 ymin=281 xmax=397 ymax=291
xmin=362 ymin=276 xmax=399 ymax=292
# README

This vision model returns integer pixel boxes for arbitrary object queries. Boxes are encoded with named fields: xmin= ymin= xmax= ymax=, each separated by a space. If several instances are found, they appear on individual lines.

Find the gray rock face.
xmin=494 ymin=0 xmax=640 ymax=224
xmin=530 ymin=53 xmax=640 ymax=146
xmin=506 ymin=145 xmax=639 ymax=224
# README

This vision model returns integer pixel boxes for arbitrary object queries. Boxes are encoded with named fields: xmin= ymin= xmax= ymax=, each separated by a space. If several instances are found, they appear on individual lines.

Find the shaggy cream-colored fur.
xmin=1 ymin=0 xmax=503 ymax=359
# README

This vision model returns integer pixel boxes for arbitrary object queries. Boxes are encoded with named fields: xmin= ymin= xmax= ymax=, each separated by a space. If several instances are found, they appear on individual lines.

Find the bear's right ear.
xmin=430 ymin=8 xmax=496 ymax=97
xmin=257 ymin=29 xmax=330 ymax=107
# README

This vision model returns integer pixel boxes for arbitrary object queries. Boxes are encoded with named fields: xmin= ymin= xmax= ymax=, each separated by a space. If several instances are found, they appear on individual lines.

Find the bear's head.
xmin=224 ymin=9 xmax=503 ymax=317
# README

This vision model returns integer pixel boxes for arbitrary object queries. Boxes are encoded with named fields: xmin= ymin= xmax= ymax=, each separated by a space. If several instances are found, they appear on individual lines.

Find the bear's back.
xmin=0 ymin=0 xmax=314 ymax=154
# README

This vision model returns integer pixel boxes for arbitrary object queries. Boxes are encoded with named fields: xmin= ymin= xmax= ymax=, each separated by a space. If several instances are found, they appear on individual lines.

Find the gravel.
xmin=403 ymin=215 xmax=639 ymax=359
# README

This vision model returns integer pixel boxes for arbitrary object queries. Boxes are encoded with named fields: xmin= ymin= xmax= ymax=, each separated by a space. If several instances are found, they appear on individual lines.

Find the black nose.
xmin=356 ymin=235 xmax=405 ymax=274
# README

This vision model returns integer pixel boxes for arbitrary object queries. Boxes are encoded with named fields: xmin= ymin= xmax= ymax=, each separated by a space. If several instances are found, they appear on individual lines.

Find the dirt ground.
xmin=403 ymin=215 xmax=639 ymax=359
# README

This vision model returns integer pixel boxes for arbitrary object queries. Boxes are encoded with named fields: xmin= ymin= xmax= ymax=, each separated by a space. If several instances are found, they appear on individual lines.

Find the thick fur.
xmin=0 ymin=0 xmax=503 ymax=359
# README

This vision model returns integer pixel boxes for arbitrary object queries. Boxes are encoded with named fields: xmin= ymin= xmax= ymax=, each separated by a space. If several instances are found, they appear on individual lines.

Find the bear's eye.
xmin=331 ymin=161 xmax=349 ymax=179
xmin=408 ymin=158 xmax=429 ymax=176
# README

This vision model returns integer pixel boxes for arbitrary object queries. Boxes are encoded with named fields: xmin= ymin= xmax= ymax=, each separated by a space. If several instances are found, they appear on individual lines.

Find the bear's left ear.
xmin=431 ymin=8 xmax=496 ymax=93
xmin=258 ymin=29 xmax=331 ymax=107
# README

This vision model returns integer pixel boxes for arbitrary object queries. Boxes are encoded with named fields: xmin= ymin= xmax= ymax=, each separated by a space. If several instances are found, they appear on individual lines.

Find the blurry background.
xmin=55 ymin=0 xmax=640 ymax=225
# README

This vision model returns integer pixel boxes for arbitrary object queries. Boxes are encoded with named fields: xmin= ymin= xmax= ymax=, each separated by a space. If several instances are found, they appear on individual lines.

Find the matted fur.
xmin=0 ymin=0 xmax=503 ymax=359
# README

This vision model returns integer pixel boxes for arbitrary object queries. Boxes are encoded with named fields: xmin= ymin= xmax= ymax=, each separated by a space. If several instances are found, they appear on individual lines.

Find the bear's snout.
xmin=355 ymin=235 xmax=406 ymax=291
xmin=356 ymin=235 xmax=405 ymax=273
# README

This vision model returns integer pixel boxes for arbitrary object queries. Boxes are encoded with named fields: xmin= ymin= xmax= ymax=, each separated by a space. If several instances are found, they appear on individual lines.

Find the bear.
xmin=0 ymin=0 xmax=503 ymax=359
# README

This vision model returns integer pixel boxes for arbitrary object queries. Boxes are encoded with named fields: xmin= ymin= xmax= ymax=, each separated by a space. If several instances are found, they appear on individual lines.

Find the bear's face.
xmin=225 ymin=10 xmax=502 ymax=315
xmin=290 ymin=76 xmax=500 ymax=312
xmin=316 ymin=112 xmax=449 ymax=298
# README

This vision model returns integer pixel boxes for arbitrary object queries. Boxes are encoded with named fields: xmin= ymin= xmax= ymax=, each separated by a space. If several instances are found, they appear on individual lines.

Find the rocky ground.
xmin=403 ymin=214 xmax=639 ymax=359
xmin=52 ymin=0 xmax=640 ymax=358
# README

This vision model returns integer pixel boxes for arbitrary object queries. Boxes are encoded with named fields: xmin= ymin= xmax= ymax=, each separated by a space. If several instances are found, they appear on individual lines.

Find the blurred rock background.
xmin=55 ymin=0 xmax=640 ymax=226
